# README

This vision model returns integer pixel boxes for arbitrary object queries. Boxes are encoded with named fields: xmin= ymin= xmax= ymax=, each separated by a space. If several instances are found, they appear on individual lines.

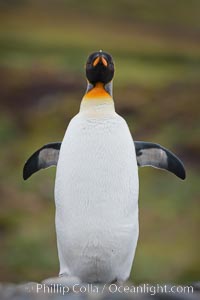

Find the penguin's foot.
xmin=41 ymin=275 xmax=81 ymax=288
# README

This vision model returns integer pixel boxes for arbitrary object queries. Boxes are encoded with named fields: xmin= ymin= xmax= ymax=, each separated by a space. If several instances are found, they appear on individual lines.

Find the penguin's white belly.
xmin=55 ymin=113 xmax=139 ymax=282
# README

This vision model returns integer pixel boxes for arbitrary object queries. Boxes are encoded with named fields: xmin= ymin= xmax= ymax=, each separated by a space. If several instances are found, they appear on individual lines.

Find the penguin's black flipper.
xmin=134 ymin=141 xmax=186 ymax=180
xmin=23 ymin=142 xmax=61 ymax=180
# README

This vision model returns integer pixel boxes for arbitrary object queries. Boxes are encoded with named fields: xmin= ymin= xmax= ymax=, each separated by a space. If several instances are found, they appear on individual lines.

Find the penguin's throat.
xmin=80 ymin=82 xmax=115 ymax=115
xmin=84 ymin=82 xmax=112 ymax=100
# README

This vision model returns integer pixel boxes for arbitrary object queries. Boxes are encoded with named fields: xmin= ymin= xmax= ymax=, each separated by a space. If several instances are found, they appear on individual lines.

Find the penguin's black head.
xmin=86 ymin=50 xmax=114 ymax=85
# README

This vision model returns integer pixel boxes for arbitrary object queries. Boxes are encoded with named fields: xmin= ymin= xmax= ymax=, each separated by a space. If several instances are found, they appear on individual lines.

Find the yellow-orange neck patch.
xmin=84 ymin=82 xmax=111 ymax=100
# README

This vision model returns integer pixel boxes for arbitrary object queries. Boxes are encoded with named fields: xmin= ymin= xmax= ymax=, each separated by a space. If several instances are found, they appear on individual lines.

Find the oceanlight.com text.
xmin=34 ymin=283 xmax=194 ymax=296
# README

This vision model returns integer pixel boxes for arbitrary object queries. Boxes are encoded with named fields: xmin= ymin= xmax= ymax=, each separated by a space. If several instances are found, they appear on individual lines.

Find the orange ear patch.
xmin=101 ymin=57 xmax=108 ymax=67
xmin=93 ymin=57 xmax=101 ymax=67
xmin=84 ymin=83 xmax=111 ymax=99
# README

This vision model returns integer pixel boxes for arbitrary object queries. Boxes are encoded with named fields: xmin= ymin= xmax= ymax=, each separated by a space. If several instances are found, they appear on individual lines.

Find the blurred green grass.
xmin=0 ymin=0 xmax=199 ymax=284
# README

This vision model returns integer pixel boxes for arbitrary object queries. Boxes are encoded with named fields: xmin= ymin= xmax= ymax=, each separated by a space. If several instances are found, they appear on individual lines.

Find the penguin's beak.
xmin=93 ymin=55 xmax=108 ymax=67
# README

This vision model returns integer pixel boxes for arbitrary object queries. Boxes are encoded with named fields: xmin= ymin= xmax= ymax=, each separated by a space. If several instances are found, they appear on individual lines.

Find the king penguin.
xmin=23 ymin=50 xmax=186 ymax=284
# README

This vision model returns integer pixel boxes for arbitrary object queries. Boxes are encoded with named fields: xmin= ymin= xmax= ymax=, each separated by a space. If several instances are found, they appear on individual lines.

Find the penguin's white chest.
xmin=55 ymin=113 xmax=139 ymax=282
